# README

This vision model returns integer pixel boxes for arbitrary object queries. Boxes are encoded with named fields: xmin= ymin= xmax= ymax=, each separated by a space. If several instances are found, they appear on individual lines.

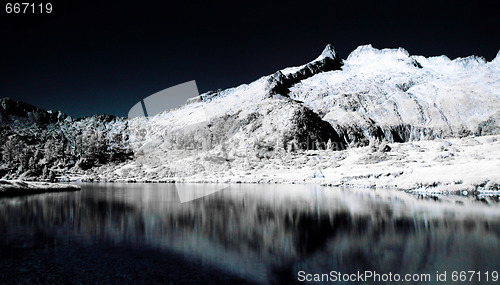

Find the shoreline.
xmin=71 ymin=179 xmax=500 ymax=200
xmin=0 ymin=180 xmax=81 ymax=198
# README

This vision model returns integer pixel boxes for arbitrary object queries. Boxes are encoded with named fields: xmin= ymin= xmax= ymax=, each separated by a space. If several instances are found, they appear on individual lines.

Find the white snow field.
xmin=68 ymin=44 xmax=500 ymax=193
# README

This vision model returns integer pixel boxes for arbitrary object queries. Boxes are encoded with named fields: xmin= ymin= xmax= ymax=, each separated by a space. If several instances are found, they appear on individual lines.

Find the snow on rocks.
xmin=289 ymin=45 xmax=500 ymax=143
xmin=306 ymin=170 xmax=325 ymax=179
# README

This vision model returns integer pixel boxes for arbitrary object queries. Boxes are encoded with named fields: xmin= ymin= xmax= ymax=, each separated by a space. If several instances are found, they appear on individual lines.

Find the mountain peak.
xmin=347 ymin=44 xmax=411 ymax=61
xmin=314 ymin=44 xmax=338 ymax=61
xmin=268 ymin=44 xmax=342 ymax=98
xmin=492 ymin=50 xmax=500 ymax=66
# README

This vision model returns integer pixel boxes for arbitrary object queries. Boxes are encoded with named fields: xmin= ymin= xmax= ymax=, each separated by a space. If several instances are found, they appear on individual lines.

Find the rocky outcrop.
xmin=266 ymin=44 xmax=343 ymax=98
xmin=283 ymin=105 xmax=346 ymax=150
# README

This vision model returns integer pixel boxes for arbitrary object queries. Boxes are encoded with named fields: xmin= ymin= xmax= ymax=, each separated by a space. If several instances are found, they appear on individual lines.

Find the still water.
xmin=1 ymin=183 xmax=500 ymax=284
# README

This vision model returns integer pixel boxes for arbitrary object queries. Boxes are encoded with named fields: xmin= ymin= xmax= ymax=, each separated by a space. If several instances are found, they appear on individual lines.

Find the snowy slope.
xmin=125 ymin=44 xmax=345 ymax=161
xmin=289 ymin=45 xmax=500 ymax=143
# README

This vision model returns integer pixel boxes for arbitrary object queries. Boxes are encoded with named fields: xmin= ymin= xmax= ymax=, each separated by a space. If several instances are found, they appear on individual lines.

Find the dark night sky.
xmin=1 ymin=0 xmax=499 ymax=118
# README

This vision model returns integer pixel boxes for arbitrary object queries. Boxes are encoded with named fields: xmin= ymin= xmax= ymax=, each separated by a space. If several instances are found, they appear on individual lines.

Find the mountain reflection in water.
xmin=1 ymin=183 xmax=499 ymax=284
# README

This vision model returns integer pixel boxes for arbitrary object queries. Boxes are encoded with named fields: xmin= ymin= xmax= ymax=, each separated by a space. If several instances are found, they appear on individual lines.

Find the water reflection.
xmin=1 ymin=184 xmax=500 ymax=284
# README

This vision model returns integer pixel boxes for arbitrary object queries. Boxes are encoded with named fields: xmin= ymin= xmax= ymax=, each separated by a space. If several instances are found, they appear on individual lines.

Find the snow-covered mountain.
xmin=1 ymin=44 xmax=499 ymax=186
xmin=129 ymin=44 xmax=500 ymax=154
xmin=290 ymin=45 xmax=500 ymax=143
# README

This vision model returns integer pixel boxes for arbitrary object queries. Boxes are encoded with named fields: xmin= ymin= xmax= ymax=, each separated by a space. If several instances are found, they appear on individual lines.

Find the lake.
xmin=1 ymin=183 xmax=499 ymax=284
